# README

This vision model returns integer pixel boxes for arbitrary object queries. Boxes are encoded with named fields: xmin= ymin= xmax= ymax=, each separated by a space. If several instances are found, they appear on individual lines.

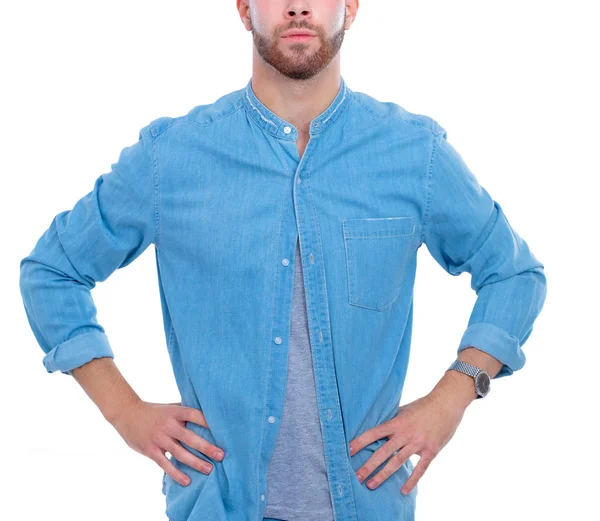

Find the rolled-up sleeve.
xmin=19 ymin=122 xmax=157 ymax=375
xmin=422 ymin=126 xmax=547 ymax=379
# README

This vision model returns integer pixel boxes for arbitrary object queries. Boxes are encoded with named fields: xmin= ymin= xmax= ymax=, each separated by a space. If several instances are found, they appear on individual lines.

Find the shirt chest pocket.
xmin=342 ymin=216 xmax=415 ymax=311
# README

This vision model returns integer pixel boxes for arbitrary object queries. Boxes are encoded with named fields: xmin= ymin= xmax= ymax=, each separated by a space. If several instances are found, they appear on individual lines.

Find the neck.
xmin=250 ymin=60 xmax=342 ymax=132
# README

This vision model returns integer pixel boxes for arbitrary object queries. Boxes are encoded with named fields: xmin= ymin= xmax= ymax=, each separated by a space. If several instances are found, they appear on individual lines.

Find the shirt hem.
xmin=264 ymin=503 xmax=335 ymax=521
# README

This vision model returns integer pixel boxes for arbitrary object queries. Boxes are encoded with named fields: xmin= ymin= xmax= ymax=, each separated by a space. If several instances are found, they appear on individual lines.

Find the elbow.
xmin=531 ymin=264 xmax=548 ymax=315
xmin=19 ymin=254 xmax=44 ymax=300
xmin=19 ymin=255 xmax=35 ymax=302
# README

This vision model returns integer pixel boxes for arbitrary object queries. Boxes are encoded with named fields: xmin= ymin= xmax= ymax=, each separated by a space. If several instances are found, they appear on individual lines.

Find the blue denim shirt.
xmin=19 ymin=75 xmax=547 ymax=521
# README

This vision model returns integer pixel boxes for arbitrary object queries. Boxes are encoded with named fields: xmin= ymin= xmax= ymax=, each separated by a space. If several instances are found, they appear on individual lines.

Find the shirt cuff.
xmin=42 ymin=330 xmax=114 ymax=375
xmin=457 ymin=322 xmax=525 ymax=379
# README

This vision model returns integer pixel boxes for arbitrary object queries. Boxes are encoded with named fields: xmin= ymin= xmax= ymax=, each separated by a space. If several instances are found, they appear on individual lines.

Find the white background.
xmin=2 ymin=1 xmax=598 ymax=520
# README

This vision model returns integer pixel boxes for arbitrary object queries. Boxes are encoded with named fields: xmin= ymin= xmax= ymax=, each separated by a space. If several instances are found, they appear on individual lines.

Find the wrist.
xmin=431 ymin=370 xmax=478 ymax=410
xmin=106 ymin=394 xmax=144 ymax=428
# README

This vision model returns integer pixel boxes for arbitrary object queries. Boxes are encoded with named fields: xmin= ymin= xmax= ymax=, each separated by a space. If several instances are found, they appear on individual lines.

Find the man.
xmin=19 ymin=1 xmax=547 ymax=520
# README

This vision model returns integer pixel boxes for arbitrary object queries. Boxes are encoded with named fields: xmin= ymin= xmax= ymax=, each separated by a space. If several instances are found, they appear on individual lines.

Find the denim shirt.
xmin=19 ymin=75 xmax=547 ymax=521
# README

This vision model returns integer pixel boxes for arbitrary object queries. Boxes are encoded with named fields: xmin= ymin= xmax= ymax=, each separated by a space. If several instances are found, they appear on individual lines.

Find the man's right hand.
xmin=110 ymin=400 xmax=226 ymax=486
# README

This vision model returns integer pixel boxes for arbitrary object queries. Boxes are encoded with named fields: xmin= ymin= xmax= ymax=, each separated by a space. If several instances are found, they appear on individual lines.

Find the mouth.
xmin=281 ymin=29 xmax=317 ymax=41
xmin=281 ymin=34 xmax=316 ymax=42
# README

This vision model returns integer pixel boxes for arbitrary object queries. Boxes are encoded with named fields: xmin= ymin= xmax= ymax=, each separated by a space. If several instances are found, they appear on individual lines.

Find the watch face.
xmin=475 ymin=372 xmax=491 ymax=396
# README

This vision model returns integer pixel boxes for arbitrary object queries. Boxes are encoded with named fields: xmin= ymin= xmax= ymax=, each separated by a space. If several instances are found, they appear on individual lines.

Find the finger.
xmin=152 ymin=450 xmax=191 ymax=487
xmin=166 ymin=439 xmax=215 ymax=476
xmin=175 ymin=405 xmax=210 ymax=430
xmin=354 ymin=440 xmax=400 ymax=483
xmin=349 ymin=426 xmax=389 ymax=455
xmin=364 ymin=445 xmax=414 ymax=490
xmin=171 ymin=422 xmax=225 ymax=461
xmin=401 ymin=453 xmax=433 ymax=495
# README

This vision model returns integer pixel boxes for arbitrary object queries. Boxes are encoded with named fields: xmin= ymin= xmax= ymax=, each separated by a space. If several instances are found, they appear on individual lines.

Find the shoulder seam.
xmin=149 ymin=117 xmax=179 ymax=139
xmin=148 ymin=126 xmax=160 ymax=248
xmin=421 ymin=131 xmax=442 ymax=245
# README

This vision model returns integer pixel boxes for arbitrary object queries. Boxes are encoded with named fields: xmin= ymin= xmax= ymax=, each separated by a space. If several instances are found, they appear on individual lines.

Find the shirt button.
xmin=297 ymin=177 xmax=301 ymax=185
xmin=268 ymin=416 xmax=276 ymax=423
xmin=261 ymin=494 xmax=265 ymax=501
xmin=283 ymin=126 xmax=291 ymax=134
xmin=282 ymin=258 xmax=289 ymax=266
xmin=274 ymin=336 xmax=282 ymax=344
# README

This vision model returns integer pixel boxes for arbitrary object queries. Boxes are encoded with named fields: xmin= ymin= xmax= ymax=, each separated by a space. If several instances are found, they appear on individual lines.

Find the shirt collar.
xmin=241 ymin=75 xmax=351 ymax=141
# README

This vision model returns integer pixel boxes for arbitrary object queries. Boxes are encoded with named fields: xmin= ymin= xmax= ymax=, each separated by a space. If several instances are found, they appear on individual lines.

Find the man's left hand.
xmin=348 ymin=390 xmax=466 ymax=495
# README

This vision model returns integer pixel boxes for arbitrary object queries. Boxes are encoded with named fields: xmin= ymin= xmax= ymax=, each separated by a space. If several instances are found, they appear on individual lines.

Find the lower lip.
xmin=282 ymin=35 xmax=315 ymax=42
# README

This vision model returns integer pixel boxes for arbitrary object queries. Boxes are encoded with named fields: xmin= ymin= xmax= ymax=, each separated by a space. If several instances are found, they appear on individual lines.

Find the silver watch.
xmin=446 ymin=360 xmax=491 ymax=399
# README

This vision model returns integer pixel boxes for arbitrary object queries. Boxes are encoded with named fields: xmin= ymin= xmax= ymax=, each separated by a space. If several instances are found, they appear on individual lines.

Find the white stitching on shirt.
xmin=245 ymin=89 xmax=278 ymax=128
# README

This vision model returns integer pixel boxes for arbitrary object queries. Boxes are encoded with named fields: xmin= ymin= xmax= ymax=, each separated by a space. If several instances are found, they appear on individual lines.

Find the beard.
xmin=249 ymin=11 xmax=346 ymax=80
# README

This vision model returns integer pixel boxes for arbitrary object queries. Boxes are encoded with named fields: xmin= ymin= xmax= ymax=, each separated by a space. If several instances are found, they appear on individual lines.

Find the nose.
xmin=284 ymin=3 xmax=313 ymax=22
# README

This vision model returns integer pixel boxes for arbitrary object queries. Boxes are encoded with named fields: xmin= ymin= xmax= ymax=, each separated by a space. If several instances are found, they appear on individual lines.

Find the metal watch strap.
xmin=447 ymin=360 xmax=487 ymax=399
xmin=448 ymin=360 xmax=481 ymax=378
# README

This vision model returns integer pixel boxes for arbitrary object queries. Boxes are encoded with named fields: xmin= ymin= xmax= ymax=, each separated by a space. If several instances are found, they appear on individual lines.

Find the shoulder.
xmin=144 ymin=86 xmax=245 ymax=139
xmin=350 ymin=89 xmax=447 ymax=138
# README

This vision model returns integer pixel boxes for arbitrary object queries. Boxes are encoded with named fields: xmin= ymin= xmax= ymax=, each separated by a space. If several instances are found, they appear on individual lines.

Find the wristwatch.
xmin=446 ymin=360 xmax=491 ymax=399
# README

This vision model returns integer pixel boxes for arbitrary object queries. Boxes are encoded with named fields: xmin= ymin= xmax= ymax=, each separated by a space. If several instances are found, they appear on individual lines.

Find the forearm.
xmin=70 ymin=357 xmax=142 ymax=425
xmin=430 ymin=347 xmax=504 ymax=410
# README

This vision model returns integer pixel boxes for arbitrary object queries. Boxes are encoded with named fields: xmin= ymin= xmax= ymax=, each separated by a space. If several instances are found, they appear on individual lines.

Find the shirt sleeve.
xmin=421 ymin=126 xmax=548 ymax=379
xmin=19 ymin=122 xmax=157 ymax=376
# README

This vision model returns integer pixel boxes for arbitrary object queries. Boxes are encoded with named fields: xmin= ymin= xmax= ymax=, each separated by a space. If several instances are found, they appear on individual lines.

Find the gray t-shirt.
xmin=263 ymin=238 xmax=335 ymax=521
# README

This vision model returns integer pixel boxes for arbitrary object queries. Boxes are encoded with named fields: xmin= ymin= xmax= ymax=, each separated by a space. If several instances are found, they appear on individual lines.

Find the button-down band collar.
xmin=242 ymin=75 xmax=351 ymax=141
